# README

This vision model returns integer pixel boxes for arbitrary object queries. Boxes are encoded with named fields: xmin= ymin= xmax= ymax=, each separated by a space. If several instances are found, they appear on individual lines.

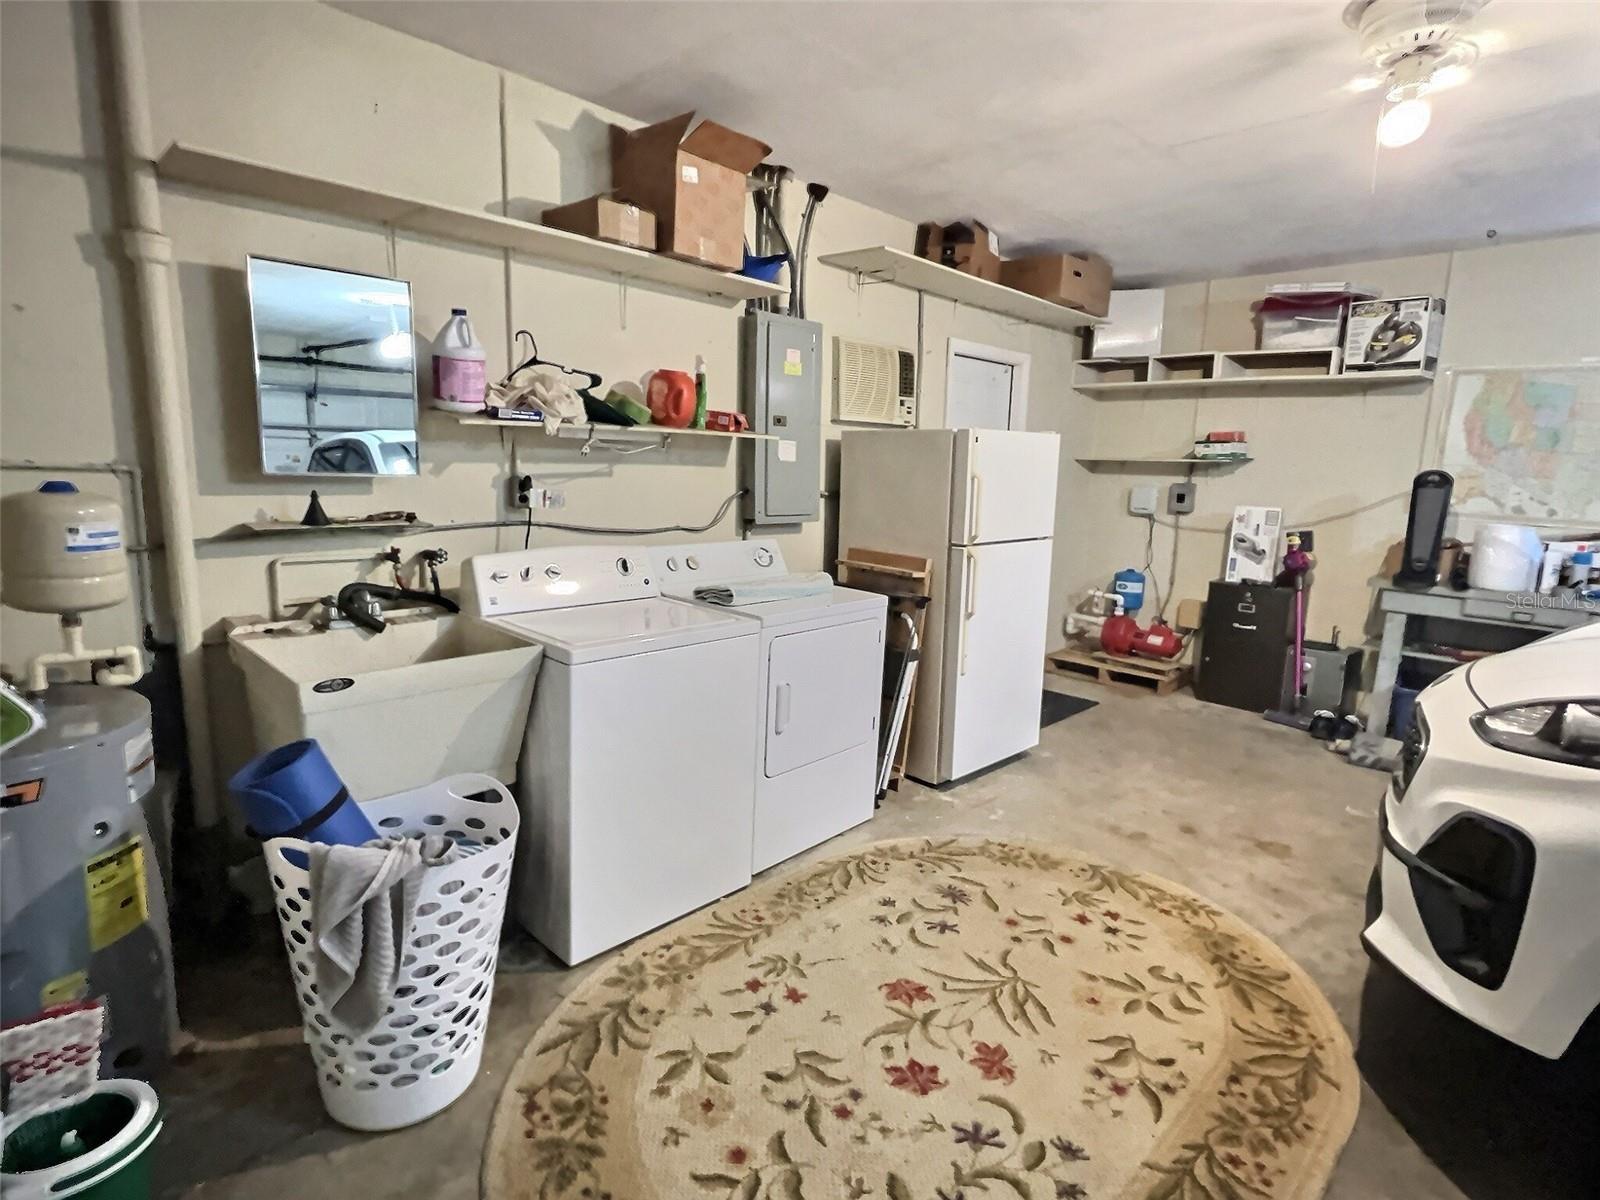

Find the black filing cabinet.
xmin=1195 ymin=581 xmax=1296 ymax=712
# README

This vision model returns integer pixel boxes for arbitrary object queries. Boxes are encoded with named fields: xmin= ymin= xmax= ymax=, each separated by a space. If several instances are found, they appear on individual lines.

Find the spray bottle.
xmin=692 ymin=355 xmax=708 ymax=430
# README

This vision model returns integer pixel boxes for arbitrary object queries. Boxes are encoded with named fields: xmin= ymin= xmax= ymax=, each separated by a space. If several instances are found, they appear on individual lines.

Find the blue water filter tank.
xmin=1112 ymin=568 xmax=1146 ymax=614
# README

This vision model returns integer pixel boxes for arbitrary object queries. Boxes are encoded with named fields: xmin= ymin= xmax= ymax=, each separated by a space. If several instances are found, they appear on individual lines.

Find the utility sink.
xmin=229 ymin=612 xmax=541 ymax=801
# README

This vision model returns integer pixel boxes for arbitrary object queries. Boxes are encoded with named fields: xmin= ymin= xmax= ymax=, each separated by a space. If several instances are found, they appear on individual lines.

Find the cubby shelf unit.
xmin=1073 ymin=348 xmax=1433 ymax=396
xmin=818 ymin=247 xmax=1105 ymax=332
xmin=155 ymin=144 xmax=786 ymax=306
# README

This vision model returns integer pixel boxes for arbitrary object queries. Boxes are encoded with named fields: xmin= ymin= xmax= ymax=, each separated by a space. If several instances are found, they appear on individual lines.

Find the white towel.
xmin=692 ymin=573 xmax=834 ymax=607
xmin=307 ymin=834 xmax=461 ymax=1035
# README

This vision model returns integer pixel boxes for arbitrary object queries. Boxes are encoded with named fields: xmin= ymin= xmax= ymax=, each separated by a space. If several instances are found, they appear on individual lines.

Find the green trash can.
xmin=0 ymin=1079 xmax=160 ymax=1199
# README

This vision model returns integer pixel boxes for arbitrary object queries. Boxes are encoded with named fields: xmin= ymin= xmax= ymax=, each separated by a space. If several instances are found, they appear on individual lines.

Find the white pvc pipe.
xmin=104 ymin=1 xmax=222 ymax=826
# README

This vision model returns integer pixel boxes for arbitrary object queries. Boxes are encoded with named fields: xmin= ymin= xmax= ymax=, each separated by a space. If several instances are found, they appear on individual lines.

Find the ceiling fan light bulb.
xmin=1378 ymin=97 xmax=1432 ymax=147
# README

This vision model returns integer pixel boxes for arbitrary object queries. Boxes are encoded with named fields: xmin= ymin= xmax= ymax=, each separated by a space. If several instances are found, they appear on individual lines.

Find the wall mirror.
xmin=247 ymin=256 xmax=418 ymax=476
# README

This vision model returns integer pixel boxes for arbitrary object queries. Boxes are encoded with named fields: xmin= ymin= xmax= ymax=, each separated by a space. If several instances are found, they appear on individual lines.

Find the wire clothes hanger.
xmin=505 ymin=329 xmax=602 ymax=393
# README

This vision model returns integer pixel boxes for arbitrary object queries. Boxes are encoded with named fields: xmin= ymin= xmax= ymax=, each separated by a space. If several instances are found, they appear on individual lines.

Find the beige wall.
xmin=1065 ymin=232 xmax=1600 ymax=649
xmin=0 ymin=2 xmax=1085 ymax=794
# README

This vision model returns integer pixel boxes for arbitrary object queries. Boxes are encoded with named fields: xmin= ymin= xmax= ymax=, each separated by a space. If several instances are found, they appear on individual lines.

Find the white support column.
xmin=104 ymin=1 xmax=222 ymax=825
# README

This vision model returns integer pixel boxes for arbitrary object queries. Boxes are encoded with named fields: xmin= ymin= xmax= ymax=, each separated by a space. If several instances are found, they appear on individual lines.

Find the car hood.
xmin=1466 ymin=621 xmax=1600 ymax=709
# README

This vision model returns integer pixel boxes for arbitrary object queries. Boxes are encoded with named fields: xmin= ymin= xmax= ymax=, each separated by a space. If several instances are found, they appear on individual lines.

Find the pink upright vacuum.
xmin=1264 ymin=530 xmax=1316 ymax=729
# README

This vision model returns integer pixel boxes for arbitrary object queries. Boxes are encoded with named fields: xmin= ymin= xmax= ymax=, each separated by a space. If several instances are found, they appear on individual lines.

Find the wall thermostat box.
xmin=833 ymin=337 xmax=916 ymax=426
xmin=741 ymin=311 xmax=822 ymax=525
xmin=1129 ymin=484 xmax=1159 ymax=516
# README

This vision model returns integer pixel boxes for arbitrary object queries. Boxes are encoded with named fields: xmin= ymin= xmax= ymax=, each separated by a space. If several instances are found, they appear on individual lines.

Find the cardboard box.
xmin=914 ymin=220 xmax=1001 ymax=282
xmin=1000 ymin=252 xmax=1113 ymax=316
xmin=1342 ymin=296 xmax=1445 ymax=373
xmin=541 ymin=194 xmax=657 ymax=251
xmin=609 ymin=112 xmax=770 ymax=271
xmin=1224 ymin=506 xmax=1283 ymax=583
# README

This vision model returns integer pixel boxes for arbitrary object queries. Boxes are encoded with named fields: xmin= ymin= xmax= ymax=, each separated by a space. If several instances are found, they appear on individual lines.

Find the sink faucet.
xmin=332 ymin=582 xmax=459 ymax=634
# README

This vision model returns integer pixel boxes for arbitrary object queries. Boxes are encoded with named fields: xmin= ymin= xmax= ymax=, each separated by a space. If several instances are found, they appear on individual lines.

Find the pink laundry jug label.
xmin=433 ymin=355 xmax=486 ymax=408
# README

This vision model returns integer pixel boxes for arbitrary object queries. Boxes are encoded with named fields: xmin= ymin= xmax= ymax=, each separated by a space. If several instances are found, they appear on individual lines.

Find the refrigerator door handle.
xmin=774 ymin=682 xmax=792 ymax=734
xmin=967 ymin=474 xmax=984 ymax=543
xmin=959 ymin=550 xmax=976 ymax=675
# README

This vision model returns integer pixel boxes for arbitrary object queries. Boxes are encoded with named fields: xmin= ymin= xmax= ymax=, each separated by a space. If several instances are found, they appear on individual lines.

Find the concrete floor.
xmin=151 ymin=677 xmax=1573 ymax=1199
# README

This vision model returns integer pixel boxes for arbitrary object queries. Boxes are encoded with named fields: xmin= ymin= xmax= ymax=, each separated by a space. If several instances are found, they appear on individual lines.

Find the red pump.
xmin=1101 ymin=614 xmax=1184 ymax=660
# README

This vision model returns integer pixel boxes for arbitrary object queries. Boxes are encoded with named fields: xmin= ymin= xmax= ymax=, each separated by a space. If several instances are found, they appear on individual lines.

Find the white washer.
xmin=653 ymin=540 xmax=886 ymax=872
xmin=465 ymin=544 xmax=759 ymax=964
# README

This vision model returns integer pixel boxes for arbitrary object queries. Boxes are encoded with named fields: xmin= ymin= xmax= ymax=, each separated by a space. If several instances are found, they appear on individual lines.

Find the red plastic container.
xmin=646 ymin=370 xmax=696 ymax=428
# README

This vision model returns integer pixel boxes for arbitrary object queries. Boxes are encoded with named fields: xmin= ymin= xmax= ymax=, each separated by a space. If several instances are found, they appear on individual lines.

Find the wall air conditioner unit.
xmin=833 ymin=337 xmax=916 ymax=427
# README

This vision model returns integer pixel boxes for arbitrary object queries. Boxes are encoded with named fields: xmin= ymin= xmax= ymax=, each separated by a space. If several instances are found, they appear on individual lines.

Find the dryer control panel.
xmin=653 ymin=539 xmax=790 ymax=585
xmin=465 ymin=546 xmax=657 ymax=616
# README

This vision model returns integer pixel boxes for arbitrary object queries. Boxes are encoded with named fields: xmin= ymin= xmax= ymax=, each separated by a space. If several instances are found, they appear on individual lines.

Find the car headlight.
xmin=1470 ymin=700 xmax=1600 ymax=770
xmin=1392 ymin=708 xmax=1429 ymax=799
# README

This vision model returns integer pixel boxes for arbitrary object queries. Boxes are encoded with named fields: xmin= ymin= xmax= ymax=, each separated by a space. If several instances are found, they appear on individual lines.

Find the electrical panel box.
xmin=1129 ymin=485 xmax=1159 ymax=516
xmin=741 ymin=312 xmax=822 ymax=525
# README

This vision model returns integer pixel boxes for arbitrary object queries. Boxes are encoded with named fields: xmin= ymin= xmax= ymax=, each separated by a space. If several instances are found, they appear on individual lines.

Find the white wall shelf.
xmin=818 ymin=246 xmax=1106 ymax=332
xmin=156 ymin=143 xmax=786 ymax=306
xmin=450 ymin=414 xmax=775 ymax=444
xmin=1075 ymin=456 xmax=1252 ymax=468
xmin=1074 ymin=348 xmax=1432 ymax=396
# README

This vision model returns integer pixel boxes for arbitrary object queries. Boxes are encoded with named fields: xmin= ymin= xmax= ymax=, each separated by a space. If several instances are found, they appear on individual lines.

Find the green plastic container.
xmin=1 ymin=1080 xmax=160 ymax=1199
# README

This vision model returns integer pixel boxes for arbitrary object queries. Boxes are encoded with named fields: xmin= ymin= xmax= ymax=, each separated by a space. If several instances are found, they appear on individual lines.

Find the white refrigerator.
xmin=838 ymin=429 xmax=1059 ymax=784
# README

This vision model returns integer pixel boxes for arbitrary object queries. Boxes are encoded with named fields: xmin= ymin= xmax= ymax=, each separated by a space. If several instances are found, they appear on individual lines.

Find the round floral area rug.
xmin=484 ymin=838 xmax=1358 ymax=1200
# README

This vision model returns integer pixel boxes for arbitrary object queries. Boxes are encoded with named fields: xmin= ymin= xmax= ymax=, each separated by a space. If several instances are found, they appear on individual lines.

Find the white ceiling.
xmin=336 ymin=1 xmax=1600 ymax=282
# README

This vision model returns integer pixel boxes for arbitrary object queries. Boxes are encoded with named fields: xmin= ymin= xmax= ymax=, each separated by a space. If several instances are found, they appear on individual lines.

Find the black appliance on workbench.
xmin=1194 ymin=580 xmax=1297 ymax=713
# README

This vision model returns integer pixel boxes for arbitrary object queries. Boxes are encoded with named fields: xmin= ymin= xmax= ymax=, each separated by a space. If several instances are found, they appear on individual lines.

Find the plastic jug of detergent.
xmin=646 ymin=370 xmax=696 ymax=428
xmin=429 ymin=308 xmax=487 ymax=413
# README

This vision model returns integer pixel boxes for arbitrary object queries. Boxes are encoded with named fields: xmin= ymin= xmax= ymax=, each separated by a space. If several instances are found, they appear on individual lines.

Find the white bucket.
xmin=1468 ymin=523 xmax=1541 ymax=592
xmin=263 ymin=774 xmax=518 ymax=1131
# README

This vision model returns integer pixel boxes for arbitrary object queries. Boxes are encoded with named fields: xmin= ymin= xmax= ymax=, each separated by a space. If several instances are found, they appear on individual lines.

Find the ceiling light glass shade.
xmin=1377 ymin=97 xmax=1432 ymax=147
xmin=378 ymin=331 xmax=412 ymax=360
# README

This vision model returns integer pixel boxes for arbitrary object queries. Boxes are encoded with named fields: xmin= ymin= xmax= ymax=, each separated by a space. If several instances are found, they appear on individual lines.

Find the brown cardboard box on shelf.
xmin=1000 ymin=251 xmax=1113 ymax=316
xmin=541 ymin=194 xmax=657 ymax=251
xmin=609 ymin=112 xmax=770 ymax=271
xmin=914 ymin=220 xmax=1001 ymax=282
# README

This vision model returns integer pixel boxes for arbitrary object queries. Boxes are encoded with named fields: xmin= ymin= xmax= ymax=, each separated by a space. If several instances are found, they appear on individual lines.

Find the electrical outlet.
xmin=510 ymin=475 xmax=534 ymax=509
xmin=1168 ymin=481 xmax=1196 ymax=515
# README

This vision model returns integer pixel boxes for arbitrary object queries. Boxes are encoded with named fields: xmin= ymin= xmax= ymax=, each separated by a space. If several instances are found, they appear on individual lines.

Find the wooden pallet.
xmin=1045 ymin=645 xmax=1192 ymax=696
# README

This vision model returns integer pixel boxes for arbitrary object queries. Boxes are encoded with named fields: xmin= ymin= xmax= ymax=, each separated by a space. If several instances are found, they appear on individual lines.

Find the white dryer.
xmin=465 ymin=545 xmax=759 ymax=964
xmin=653 ymin=540 xmax=886 ymax=872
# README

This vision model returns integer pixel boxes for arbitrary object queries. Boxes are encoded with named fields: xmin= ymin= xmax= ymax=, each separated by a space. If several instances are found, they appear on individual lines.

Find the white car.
xmin=309 ymin=429 xmax=417 ymax=475
xmin=1363 ymin=620 xmax=1600 ymax=1058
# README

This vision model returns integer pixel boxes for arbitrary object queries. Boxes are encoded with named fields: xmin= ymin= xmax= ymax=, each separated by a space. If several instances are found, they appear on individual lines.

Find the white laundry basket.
xmin=263 ymin=772 xmax=518 ymax=1131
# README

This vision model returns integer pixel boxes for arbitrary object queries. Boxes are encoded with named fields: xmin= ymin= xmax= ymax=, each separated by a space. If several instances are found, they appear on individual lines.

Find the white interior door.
xmin=940 ymin=539 xmax=1052 ymax=780
xmin=946 ymin=353 xmax=1018 ymax=430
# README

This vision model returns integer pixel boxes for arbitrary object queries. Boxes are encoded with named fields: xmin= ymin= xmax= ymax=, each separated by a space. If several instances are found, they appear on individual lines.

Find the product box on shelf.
xmin=1253 ymin=282 xmax=1377 ymax=351
xmin=1225 ymin=505 xmax=1283 ymax=583
xmin=1341 ymin=296 xmax=1445 ymax=373
xmin=913 ymin=220 xmax=1001 ymax=282
xmin=610 ymin=112 xmax=770 ymax=271
xmin=1000 ymin=251 xmax=1113 ymax=316
xmin=542 ymin=195 xmax=657 ymax=251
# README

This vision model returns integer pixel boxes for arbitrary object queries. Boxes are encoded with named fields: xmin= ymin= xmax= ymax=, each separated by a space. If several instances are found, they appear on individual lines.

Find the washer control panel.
xmin=467 ymin=546 xmax=655 ymax=615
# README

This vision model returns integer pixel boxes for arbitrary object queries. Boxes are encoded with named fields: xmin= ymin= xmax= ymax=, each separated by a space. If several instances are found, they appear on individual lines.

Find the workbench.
xmin=1350 ymin=580 xmax=1600 ymax=770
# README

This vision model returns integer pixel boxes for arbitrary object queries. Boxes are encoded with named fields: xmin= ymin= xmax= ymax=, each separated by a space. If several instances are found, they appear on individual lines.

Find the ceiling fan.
xmin=1343 ymin=0 xmax=1491 ymax=147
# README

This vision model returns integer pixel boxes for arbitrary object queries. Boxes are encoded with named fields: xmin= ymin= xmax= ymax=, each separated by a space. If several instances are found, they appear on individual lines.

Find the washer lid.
xmin=660 ymin=582 xmax=887 ymax=629
xmin=489 ymin=597 xmax=750 ymax=664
